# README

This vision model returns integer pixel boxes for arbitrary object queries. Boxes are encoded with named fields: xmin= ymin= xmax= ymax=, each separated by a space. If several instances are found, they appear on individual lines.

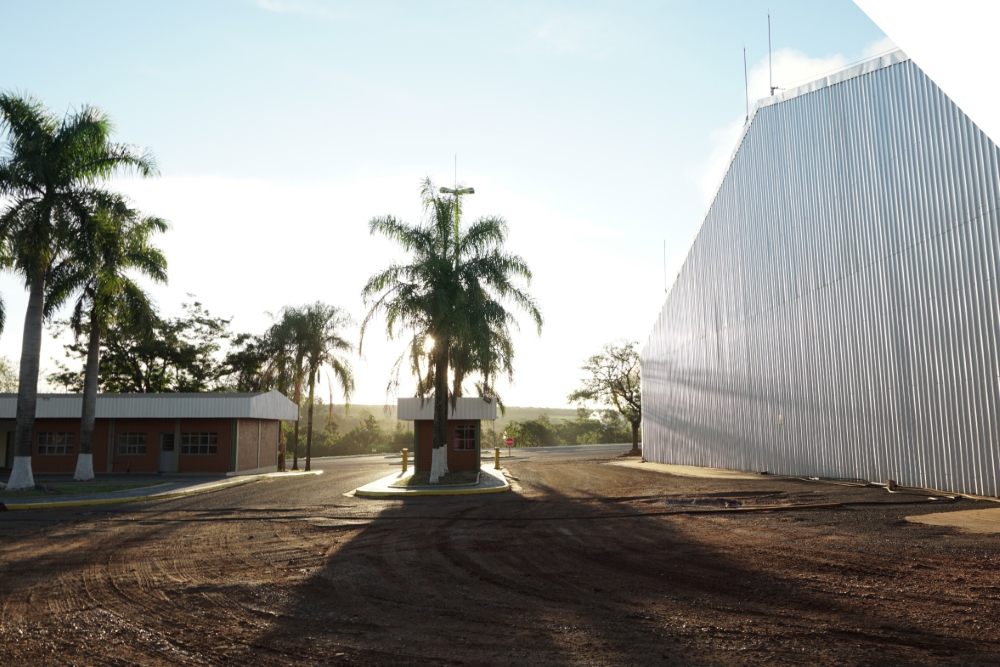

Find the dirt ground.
xmin=2 ymin=455 xmax=999 ymax=666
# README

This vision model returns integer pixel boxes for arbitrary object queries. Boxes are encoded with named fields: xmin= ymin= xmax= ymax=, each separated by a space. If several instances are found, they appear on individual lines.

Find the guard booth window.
xmin=454 ymin=424 xmax=476 ymax=450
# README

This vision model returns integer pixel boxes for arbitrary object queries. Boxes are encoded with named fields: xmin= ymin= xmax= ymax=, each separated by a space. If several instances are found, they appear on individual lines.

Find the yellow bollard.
xmin=494 ymin=447 xmax=501 ymax=470
xmin=402 ymin=448 xmax=408 ymax=474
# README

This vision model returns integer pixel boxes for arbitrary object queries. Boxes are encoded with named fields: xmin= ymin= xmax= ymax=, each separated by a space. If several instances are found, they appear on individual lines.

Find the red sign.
xmin=505 ymin=437 xmax=514 ymax=447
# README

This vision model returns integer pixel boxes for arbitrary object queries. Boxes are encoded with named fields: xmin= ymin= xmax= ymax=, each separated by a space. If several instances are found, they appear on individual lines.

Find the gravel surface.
xmin=1 ymin=455 xmax=999 ymax=665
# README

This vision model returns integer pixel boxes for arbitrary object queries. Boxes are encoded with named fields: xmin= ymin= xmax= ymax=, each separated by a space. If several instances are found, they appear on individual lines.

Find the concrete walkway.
xmin=353 ymin=466 xmax=510 ymax=498
xmin=609 ymin=459 xmax=766 ymax=480
xmin=907 ymin=507 xmax=1000 ymax=534
xmin=0 ymin=470 xmax=323 ymax=511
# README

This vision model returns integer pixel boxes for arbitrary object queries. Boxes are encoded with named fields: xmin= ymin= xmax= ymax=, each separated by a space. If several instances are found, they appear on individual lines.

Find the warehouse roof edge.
xmin=0 ymin=391 xmax=299 ymax=421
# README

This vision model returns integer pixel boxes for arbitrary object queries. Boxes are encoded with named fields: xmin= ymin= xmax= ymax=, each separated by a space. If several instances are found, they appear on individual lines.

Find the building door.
xmin=159 ymin=433 xmax=177 ymax=473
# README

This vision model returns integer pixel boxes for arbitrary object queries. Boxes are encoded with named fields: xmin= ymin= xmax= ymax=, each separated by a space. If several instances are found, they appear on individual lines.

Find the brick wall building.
xmin=0 ymin=391 xmax=297 ymax=475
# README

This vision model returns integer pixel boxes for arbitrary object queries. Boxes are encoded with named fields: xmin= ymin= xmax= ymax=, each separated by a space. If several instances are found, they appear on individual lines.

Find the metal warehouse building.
xmin=641 ymin=49 xmax=1000 ymax=497
xmin=0 ymin=391 xmax=298 ymax=475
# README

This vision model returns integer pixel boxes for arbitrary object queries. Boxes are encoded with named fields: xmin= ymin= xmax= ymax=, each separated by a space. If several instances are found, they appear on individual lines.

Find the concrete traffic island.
xmin=353 ymin=465 xmax=510 ymax=498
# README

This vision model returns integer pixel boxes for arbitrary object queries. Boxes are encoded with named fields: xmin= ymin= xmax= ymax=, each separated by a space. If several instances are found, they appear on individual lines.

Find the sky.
xmin=855 ymin=0 xmax=1000 ymax=146
xmin=0 ymin=0 xmax=888 ymax=408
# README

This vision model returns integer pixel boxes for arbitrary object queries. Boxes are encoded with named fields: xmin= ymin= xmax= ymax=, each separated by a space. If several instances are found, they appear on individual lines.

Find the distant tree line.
xmin=501 ymin=409 xmax=635 ymax=448
xmin=284 ymin=403 xmax=412 ymax=458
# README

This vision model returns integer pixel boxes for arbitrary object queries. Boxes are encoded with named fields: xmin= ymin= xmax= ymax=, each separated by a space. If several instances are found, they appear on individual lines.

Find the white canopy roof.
xmin=0 ymin=390 xmax=299 ymax=421
xmin=397 ymin=397 xmax=498 ymax=421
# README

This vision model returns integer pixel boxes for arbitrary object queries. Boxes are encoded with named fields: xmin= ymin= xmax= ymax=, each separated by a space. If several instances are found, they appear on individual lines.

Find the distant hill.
xmin=490 ymin=406 xmax=580 ymax=428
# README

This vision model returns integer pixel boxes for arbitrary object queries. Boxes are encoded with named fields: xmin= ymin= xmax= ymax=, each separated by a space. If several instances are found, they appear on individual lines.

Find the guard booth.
xmin=397 ymin=397 xmax=497 ymax=472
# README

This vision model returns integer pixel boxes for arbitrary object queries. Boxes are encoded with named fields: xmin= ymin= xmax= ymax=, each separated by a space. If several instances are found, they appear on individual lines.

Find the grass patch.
xmin=1 ymin=482 xmax=162 ymax=499
xmin=391 ymin=471 xmax=480 ymax=488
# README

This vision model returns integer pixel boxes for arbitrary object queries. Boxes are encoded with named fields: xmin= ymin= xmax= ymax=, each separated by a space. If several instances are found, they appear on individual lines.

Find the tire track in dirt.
xmin=3 ymin=459 xmax=1000 ymax=665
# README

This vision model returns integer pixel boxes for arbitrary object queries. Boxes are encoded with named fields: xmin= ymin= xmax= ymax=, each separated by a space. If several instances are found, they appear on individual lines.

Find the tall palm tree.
xmin=261 ymin=317 xmax=299 ymax=472
xmin=0 ymin=93 xmax=156 ymax=490
xmin=299 ymin=302 xmax=354 ymax=471
xmin=362 ymin=178 xmax=541 ymax=482
xmin=269 ymin=306 xmax=308 ymax=470
xmin=61 ymin=199 xmax=168 ymax=480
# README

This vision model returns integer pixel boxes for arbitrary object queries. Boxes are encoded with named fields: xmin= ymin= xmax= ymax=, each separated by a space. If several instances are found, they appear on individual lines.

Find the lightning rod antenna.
xmin=768 ymin=12 xmax=772 ymax=95
xmin=768 ymin=12 xmax=777 ymax=96
xmin=744 ymin=45 xmax=749 ymax=124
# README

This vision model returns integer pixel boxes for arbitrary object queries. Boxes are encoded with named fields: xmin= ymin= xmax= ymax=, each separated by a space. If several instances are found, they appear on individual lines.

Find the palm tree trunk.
xmin=430 ymin=343 xmax=449 ymax=483
xmin=292 ymin=363 xmax=302 ymax=471
xmin=305 ymin=367 xmax=315 ymax=472
xmin=7 ymin=279 xmax=46 ymax=491
xmin=74 ymin=308 xmax=101 ymax=481
xmin=277 ymin=425 xmax=286 ymax=472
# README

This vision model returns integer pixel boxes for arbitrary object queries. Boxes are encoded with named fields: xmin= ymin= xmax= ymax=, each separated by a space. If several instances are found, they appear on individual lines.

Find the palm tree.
xmin=261 ymin=317 xmax=299 ymax=472
xmin=61 ymin=199 xmax=168 ymax=480
xmin=299 ymin=302 xmax=355 ymax=471
xmin=0 ymin=93 xmax=156 ymax=490
xmin=269 ymin=306 xmax=308 ymax=470
xmin=362 ymin=178 xmax=541 ymax=483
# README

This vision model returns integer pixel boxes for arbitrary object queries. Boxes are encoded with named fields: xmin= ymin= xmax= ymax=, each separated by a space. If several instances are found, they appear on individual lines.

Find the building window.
xmin=161 ymin=433 xmax=175 ymax=452
xmin=117 ymin=432 xmax=147 ymax=456
xmin=181 ymin=432 xmax=218 ymax=455
xmin=38 ymin=433 xmax=74 ymax=456
xmin=454 ymin=424 xmax=476 ymax=450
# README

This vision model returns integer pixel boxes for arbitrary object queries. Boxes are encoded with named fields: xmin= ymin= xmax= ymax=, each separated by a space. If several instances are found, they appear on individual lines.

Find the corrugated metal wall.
xmin=641 ymin=53 xmax=1000 ymax=496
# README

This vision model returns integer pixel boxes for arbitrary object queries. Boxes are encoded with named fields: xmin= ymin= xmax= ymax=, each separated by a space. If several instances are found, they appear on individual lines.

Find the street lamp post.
xmin=439 ymin=185 xmax=474 ymax=238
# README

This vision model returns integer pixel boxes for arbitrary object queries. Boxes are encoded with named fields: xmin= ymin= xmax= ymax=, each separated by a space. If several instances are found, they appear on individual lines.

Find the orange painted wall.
xmin=93 ymin=420 xmax=110 ymax=471
xmin=18 ymin=417 xmax=285 ymax=475
xmin=29 ymin=419 xmax=82 ymax=474
xmin=177 ymin=419 xmax=232 ymax=473
xmin=415 ymin=420 xmax=479 ymax=472
xmin=417 ymin=421 xmax=433 ymax=471
xmin=104 ymin=418 xmax=175 ymax=473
